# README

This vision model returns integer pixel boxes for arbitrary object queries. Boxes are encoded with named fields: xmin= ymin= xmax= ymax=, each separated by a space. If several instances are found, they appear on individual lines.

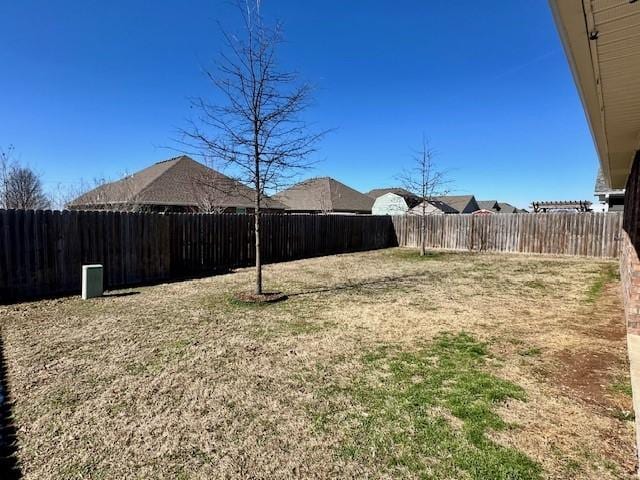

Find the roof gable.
xmin=434 ymin=195 xmax=479 ymax=213
xmin=274 ymin=177 xmax=373 ymax=212
xmin=410 ymin=200 xmax=458 ymax=215
xmin=477 ymin=200 xmax=499 ymax=212
xmin=68 ymin=156 xmax=284 ymax=210
xmin=496 ymin=202 xmax=518 ymax=214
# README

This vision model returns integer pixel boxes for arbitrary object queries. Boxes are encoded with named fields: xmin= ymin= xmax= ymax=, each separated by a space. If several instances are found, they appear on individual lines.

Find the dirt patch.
xmin=553 ymin=350 xmax=620 ymax=407
xmin=551 ymin=282 xmax=629 ymax=409
xmin=552 ymin=345 xmax=637 ymax=476
xmin=588 ymin=283 xmax=627 ymax=342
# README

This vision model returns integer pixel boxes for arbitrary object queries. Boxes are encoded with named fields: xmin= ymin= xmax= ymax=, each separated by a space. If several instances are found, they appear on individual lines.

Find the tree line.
xmin=0 ymin=146 xmax=50 ymax=210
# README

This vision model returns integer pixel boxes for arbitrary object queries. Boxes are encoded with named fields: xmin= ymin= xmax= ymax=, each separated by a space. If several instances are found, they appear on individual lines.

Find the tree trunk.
xmin=254 ymin=133 xmax=262 ymax=296
xmin=255 ymin=205 xmax=262 ymax=295
xmin=420 ymin=203 xmax=426 ymax=256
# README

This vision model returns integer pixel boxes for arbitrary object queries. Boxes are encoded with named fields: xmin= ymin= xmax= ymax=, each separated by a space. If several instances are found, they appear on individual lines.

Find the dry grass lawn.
xmin=0 ymin=248 xmax=635 ymax=479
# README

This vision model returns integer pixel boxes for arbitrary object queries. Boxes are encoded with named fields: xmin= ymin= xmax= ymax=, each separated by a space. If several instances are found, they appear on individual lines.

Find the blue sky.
xmin=0 ymin=1 xmax=598 ymax=209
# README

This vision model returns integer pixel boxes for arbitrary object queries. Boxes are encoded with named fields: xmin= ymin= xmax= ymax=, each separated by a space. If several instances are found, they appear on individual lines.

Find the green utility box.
xmin=82 ymin=264 xmax=104 ymax=300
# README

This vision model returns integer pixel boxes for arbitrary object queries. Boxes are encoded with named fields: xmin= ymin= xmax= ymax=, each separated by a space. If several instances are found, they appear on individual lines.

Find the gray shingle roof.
xmin=477 ymin=200 xmax=499 ymax=212
xmin=434 ymin=195 xmax=479 ymax=214
xmin=408 ymin=200 xmax=458 ymax=214
xmin=427 ymin=200 xmax=459 ymax=214
xmin=68 ymin=155 xmax=285 ymax=210
xmin=497 ymin=202 xmax=518 ymax=213
xmin=274 ymin=177 xmax=374 ymax=213
xmin=476 ymin=200 xmax=521 ymax=214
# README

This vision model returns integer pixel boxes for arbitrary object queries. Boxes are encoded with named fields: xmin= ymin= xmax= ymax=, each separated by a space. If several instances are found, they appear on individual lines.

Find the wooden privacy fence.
xmin=0 ymin=210 xmax=625 ymax=302
xmin=392 ymin=212 xmax=624 ymax=258
xmin=0 ymin=210 xmax=395 ymax=302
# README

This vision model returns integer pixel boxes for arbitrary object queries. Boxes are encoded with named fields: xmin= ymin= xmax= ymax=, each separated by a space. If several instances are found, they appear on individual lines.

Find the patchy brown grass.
xmin=0 ymin=248 xmax=635 ymax=479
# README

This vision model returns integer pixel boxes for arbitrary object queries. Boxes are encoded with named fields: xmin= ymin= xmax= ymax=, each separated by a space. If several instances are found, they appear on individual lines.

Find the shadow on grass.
xmin=288 ymin=273 xmax=428 ymax=298
xmin=102 ymin=291 xmax=141 ymax=299
xmin=0 ymin=267 xmax=234 ymax=305
xmin=0 ymin=333 xmax=21 ymax=479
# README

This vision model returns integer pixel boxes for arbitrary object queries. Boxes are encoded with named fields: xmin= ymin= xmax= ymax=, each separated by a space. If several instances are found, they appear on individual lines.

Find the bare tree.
xmin=189 ymin=164 xmax=248 ymax=214
xmin=49 ymin=181 xmax=80 ymax=211
xmin=61 ymin=174 xmax=145 ymax=212
xmin=317 ymin=188 xmax=332 ymax=215
xmin=191 ymin=182 xmax=228 ymax=213
xmin=0 ymin=146 xmax=51 ymax=210
xmin=181 ymin=0 xmax=325 ymax=296
xmin=398 ymin=135 xmax=451 ymax=256
xmin=4 ymin=168 xmax=51 ymax=210
xmin=0 ymin=145 xmax=11 ymax=207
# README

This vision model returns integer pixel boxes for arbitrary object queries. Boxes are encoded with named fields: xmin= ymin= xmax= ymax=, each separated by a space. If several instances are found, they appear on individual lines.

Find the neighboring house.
xmin=367 ymin=188 xmax=469 ymax=216
xmin=498 ymin=202 xmax=525 ymax=213
xmin=477 ymin=200 xmax=501 ymax=213
xmin=273 ymin=177 xmax=374 ymax=214
xmin=594 ymin=168 xmax=625 ymax=212
xmin=473 ymin=209 xmax=494 ymax=216
xmin=409 ymin=199 xmax=458 ymax=215
xmin=476 ymin=200 xmax=526 ymax=214
xmin=368 ymin=188 xmax=422 ymax=215
xmin=367 ymin=187 xmax=419 ymax=202
xmin=67 ymin=155 xmax=285 ymax=213
xmin=406 ymin=195 xmax=479 ymax=216
xmin=433 ymin=195 xmax=480 ymax=214
xmin=371 ymin=193 xmax=521 ymax=216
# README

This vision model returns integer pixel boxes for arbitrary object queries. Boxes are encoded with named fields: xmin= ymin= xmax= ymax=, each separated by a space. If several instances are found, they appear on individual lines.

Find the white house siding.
xmin=372 ymin=192 xmax=409 ymax=215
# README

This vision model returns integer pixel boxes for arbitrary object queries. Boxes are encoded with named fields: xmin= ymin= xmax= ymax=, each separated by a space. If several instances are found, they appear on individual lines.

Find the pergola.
xmin=530 ymin=200 xmax=592 ymax=213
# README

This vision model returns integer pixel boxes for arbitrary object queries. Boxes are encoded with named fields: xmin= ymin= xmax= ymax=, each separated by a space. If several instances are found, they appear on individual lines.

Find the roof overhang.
xmin=594 ymin=188 xmax=625 ymax=195
xmin=549 ymin=0 xmax=640 ymax=189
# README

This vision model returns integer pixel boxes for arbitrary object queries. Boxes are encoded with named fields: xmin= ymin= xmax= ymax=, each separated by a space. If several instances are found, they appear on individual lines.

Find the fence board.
xmin=0 ymin=210 xmax=396 ymax=302
xmin=0 ymin=210 xmax=623 ymax=303
xmin=392 ymin=212 xmax=623 ymax=259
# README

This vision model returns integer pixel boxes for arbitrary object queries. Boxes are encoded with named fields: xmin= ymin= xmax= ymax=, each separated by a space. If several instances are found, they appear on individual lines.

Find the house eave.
xmin=548 ymin=0 xmax=640 ymax=189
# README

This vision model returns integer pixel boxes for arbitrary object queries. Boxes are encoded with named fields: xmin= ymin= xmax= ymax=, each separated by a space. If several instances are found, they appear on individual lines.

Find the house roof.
xmin=497 ymin=202 xmax=518 ymax=214
xmin=367 ymin=187 xmax=422 ymax=208
xmin=477 ymin=200 xmax=500 ymax=212
xmin=67 ymin=155 xmax=285 ymax=210
xmin=434 ymin=195 xmax=479 ymax=214
xmin=476 ymin=200 xmax=522 ymax=214
xmin=428 ymin=200 xmax=459 ymax=214
xmin=594 ymin=168 xmax=625 ymax=195
xmin=549 ymin=0 xmax=640 ymax=189
xmin=274 ymin=177 xmax=374 ymax=213
xmin=409 ymin=200 xmax=458 ymax=215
